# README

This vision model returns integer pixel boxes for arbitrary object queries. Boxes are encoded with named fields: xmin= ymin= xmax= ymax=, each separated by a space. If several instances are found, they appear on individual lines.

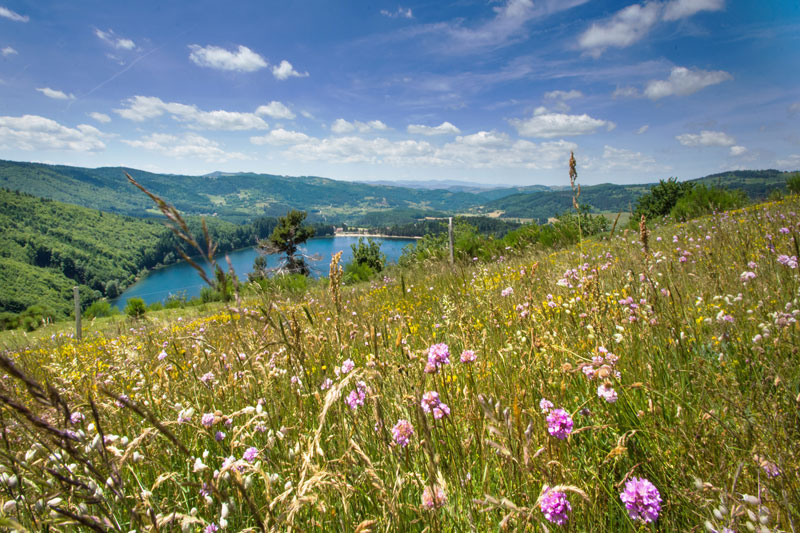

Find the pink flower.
xmin=421 ymin=485 xmax=447 ymax=510
xmin=345 ymin=381 xmax=367 ymax=410
xmin=426 ymin=343 xmax=451 ymax=371
xmin=460 ymin=350 xmax=477 ymax=363
xmin=539 ymin=398 xmax=553 ymax=413
xmin=391 ymin=419 xmax=414 ymax=447
xmin=540 ymin=486 xmax=571 ymax=525
xmin=597 ymin=383 xmax=618 ymax=403
xmin=201 ymin=413 xmax=215 ymax=428
xmin=340 ymin=358 xmax=355 ymax=374
xmin=501 ymin=287 xmax=514 ymax=297
xmin=620 ymin=477 xmax=661 ymax=523
xmin=546 ymin=408 xmax=573 ymax=440
xmin=242 ymin=447 xmax=259 ymax=462
xmin=421 ymin=391 xmax=450 ymax=419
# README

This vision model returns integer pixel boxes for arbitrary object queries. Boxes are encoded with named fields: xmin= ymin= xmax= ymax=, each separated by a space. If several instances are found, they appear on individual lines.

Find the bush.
xmin=148 ymin=301 xmax=164 ymax=311
xmin=787 ymin=172 xmax=800 ymax=195
xmin=18 ymin=304 xmax=57 ymax=331
xmin=344 ymin=262 xmax=375 ymax=284
xmin=124 ymin=297 xmax=146 ymax=318
xmin=670 ymin=185 xmax=747 ymax=221
xmin=350 ymin=238 xmax=386 ymax=272
xmin=84 ymin=300 xmax=115 ymax=319
xmin=164 ymin=293 xmax=186 ymax=309
xmin=0 ymin=311 xmax=19 ymax=331
xmin=634 ymin=178 xmax=695 ymax=220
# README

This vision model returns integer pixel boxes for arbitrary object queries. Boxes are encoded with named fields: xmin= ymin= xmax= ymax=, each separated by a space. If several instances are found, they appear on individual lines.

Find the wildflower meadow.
xmin=1 ymin=196 xmax=799 ymax=531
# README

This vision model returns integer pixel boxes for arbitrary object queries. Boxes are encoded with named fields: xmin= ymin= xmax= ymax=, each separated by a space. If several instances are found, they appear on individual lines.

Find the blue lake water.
xmin=113 ymin=236 xmax=416 ymax=308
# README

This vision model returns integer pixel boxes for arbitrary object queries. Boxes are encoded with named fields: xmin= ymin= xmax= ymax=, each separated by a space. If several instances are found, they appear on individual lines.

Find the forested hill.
xmin=0 ymin=189 xmax=286 ymax=317
xmin=0 ymin=160 xmax=504 ymax=223
xmin=479 ymin=170 xmax=794 ymax=220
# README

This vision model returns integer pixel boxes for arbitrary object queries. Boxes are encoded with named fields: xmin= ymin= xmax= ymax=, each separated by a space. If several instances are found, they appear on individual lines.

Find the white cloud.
xmin=789 ymin=102 xmax=800 ymax=116
xmin=578 ymin=3 xmax=661 ymax=57
xmin=729 ymin=145 xmax=747 ymax=156
xmin=250 ymin=129 xmax=311 ymax=146
xmin=273 ymin=130 xmax=577 ymax=170
xmin=331 ymin=118 xmax=388 ymax=134
xmin=255 ymin=101 xmax=295 ymax=120
xmin=272 ymin=60 xmax=308 ymax=80
xmin=1 ymin=46 xmax=17 ymax=56
xmin=644 ymin=66 xmax=732 ymax=99
xmin=114 ymin=96 xmax=269 ymax=130
xmin=88 ymin=112 xmax=111 ymax=123
xmin=0 ymin=115 xmax=104 ymax=151
xmin=676 ymin=130 xmax=735 ymax=147
xmin=189 ymin=44 xmax=267 ymax=73
xmin=776 ymin=154 xmax=800 ymax=168
xmin=122 ymin=133 xmax=246 ymax=162
xmin=510 ymin=109 xmax=614 ymax=138
xmin=381 ymin=6 xmax=413 ymax=18
xmin=36 ymin=87 xmax=75 ymax=100
xmin=94 ymin=29 xmax=136 ymax=50
xmin=446 ymin=0 xmax=539 ymax=51
xmin=601 ymin=145 xmax=657 ymax=170
xmin=0 ymin=6 xmax=28 ymax=22
xmin=300 ymin=110 xmax=314 ymax=119
xmin=407 ymin=121 xmax=461 ymax=136
xmin=544 ymin=90 xmax=583 ymax=101
xmin=612 ymin=86 xmax=640 ymax=98
xmin=663 ymin=0 xmax=724 ymax=21
xmin=636 ymin=124 xmax=649 ymax=134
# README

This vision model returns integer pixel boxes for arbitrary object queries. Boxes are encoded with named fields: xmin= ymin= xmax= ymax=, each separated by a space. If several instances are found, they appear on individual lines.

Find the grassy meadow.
xmin=1 ymin=196 xmax=799 ymax=531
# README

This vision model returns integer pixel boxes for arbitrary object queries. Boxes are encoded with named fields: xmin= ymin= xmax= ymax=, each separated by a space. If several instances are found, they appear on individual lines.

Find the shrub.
xmin=787 ymin=172 xmax=800 ymax=195
xmin=84 ymin=300 xmax=115 ymax=319
xmin=670 ymin=185 xmax=747 ymax=221
xmin=124 ymin=297 xmax=146 ymax=318
xmin=18 ymin=304 xmax=57 ymax=331
xmin=634 ymin=178 xmax=695 ymax=220
xmin=350 ymin=238 xmax=386 ymax=273
xmin=0 ymin=311 xmax=19 ymax=331
xmin=148 ymin=301 xmax=164 ymax=311
xmin=344 ymin=262 xmax=375 ymax=284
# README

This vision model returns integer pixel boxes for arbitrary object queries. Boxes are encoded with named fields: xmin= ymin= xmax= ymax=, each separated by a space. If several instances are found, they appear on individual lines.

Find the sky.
xmin=0 ymin=0 xmax=798 ymax=186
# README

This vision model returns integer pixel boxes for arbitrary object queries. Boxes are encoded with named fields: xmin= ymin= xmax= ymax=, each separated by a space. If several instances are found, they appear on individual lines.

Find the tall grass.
xmin=0 ymin=197 xmax=798 ymax=531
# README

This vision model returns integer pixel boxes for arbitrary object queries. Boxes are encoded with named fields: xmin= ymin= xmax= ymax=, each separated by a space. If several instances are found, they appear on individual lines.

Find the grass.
xmin=0 ymin=197 xmax=798 ymax=531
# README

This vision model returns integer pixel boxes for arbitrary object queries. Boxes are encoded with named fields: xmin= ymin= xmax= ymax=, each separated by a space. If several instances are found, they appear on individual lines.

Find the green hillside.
xmin=0 ymin=160 xmax=501 ymax=224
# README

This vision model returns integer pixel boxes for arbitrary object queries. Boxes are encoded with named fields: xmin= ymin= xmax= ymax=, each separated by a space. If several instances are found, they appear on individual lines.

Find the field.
xmin=1 ymin=197 xmax=798 ymax=531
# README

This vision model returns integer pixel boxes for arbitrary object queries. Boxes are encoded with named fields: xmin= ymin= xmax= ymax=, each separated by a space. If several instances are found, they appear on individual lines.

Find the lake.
xmin=113 ymin=236 xmax=417 ymax=309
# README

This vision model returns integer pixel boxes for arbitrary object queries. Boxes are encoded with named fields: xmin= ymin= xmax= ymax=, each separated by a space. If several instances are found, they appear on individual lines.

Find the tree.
xmin=259 ymin=210 xmax=315 ymax=275
xmin=634 ymin=178 xmax=694 ymax=220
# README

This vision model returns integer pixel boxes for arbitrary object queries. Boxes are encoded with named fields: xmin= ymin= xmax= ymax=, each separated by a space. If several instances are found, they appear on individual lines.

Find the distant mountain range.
xmin=0 ymin=159 xmax=794 ymax=225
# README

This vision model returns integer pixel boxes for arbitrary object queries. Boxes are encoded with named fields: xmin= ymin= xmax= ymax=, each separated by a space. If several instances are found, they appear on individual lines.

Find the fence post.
xmin=448 ymin=217 xmax=454 ymax=266
xmin=73 ymin=286 xmax=82 ymax=341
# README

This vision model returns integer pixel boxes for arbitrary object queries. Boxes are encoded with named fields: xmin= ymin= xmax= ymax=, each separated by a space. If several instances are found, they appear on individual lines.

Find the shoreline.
xmin=332 ymin=232 xmax=422 ymax=239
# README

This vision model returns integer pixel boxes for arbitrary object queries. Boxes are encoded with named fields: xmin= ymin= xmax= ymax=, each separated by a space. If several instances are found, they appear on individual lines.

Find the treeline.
xmin=380 ymin=216 xmax=523 ymax=237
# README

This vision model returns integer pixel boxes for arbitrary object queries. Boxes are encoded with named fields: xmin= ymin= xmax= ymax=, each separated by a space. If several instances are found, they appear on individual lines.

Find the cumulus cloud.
xmin=331 ymin=118 xmax=389 ymax=134
xmin=1 ymin=46 xmax=17 ymax=56
xmin=578 ymin=3 xmax=661 ymax=57
xmin=122 ymin=133 xmax=246 ymax=162
xmin=88 ymin=112 xmax=111 ymax=123
xmin=509 ymin=108 xmax=614 ymax=138
xmin=36 ymin=87 xmax=75 ymax=100
xmin=114 ymin=96 xmax=268 ymax=130
xmin=407 ymin=121 xmax=461 ymax=136
xmin=636 ymin=124 xmax=649 ymax=134
xmin=544 ymin=90 xmax=583 ymax=101
xmin=189 ymin=44 xmax=267 ymax=72
xmin=644 ymin=66 xmax=732 ymax=99
xmin=380 ymin=6 xmax=413 ymax=18
xmin=776 ymin=154 xmax=800 ymax=168
xmin=0 ymin=114 xmax=105 ymax=151
xmin=612 ymin=86 xmax=640 ymax=98
xmin=676 ymin=130 xmax=735 ymax=147
xmin=95 ymin=29 xmax=135 ymax=50
xmin=0 ymin=6 xmax=28 ymax=22
xmin=250 ymin=129 xmax=311 ymax=146
xmin=255 ymin=101 xmax=295 ymax=120
xmin=601 ymin=145 xmax=657 ymax=171
xmin=272 ymin=60 xmax=308 ymax=80
xmin=729 ymin=145 xmax=747 ymax=156
xmin=663 ymin=0 xmax=724 ymax=21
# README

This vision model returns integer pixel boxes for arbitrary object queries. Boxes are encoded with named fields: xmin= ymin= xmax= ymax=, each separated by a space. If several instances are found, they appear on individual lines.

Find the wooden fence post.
xmin=73 ymin=286 xmax=82 ymax=341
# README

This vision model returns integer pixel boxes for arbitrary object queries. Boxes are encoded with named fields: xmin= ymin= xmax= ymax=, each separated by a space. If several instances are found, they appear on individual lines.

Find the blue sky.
xmin=0 ymin=0 xmax=798 ymax=185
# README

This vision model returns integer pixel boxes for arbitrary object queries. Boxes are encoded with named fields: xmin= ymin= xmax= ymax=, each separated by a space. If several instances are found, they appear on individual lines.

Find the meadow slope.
xmin=0 ymin=198 xmax=798 ymax=531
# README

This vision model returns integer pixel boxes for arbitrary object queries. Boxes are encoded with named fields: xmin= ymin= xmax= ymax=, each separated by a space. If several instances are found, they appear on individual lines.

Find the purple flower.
xmin=205 ymin=524 xmax=219 ymax=533
xmin=778 ymin=254 xmax=799 ymax=269
xmin=421 ymin=485 xmax=447 ymax=510
xmin=501 ymin=287 xmax=514 ymax=297
xmin=201 ymin=413 xmax=215 ymax=428
xmin=157 ymin=350 xmax=168 ymax=361
xmin=214 ymin=431 xmax=226 ymax=441
xmin=70 ymin=412 xmax=85 ymax=425
xmin=460 ymin=350 xmax=477 ymax=363
xmin=620 ymin=477 xmax=662 ymax=523
xmin=200 ymin=372 xmax=215 ymax=385
xmin=345 ymin=381 xmax=367 ymax=410
xmin=340 ymin=358 xmax=355 ymax=375
xmin=242 ymin=446 xmax=259 ymax=462
xmin=597 ymin=384 xmax=618 ymax=403
xmin=740 ymin=271 xmax=756 ymax=283
xmin=391 ymin=419 xmax=414 ymax=447
xmin=421 ymin=391 xmax=450 ymax=419
xmin=546 ymin=408 xmax=573 ymax=440
xmin=539 ymin=398 xmax=553 ymax=414
xmin=320 ymin=378 xmax=333 ymax=390
xmin=427 ymin=343 xmax=451 ymax=371
xmin=540 ymin=486 xmax=572 ymax=525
